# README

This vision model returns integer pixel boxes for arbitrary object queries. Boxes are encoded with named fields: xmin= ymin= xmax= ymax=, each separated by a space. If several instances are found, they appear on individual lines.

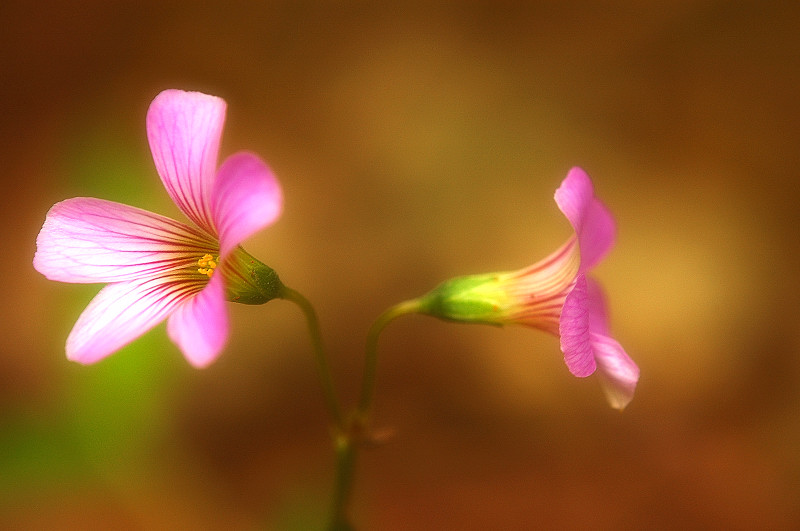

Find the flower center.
xmin=197 ymin=254 xmax=218 ymax=278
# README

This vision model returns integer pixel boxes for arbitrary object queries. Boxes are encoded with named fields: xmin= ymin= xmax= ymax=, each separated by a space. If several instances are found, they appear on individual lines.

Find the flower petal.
xmin=146 ymin=89 xmax=226 ymax=234
xmin=34 ymin=197 xmax=217 ymax=283
xmin=66 ymin=275 xmax=202 ymax=364
xmin=558 ymin=274 xmax=597 ymax=377
xmin=584 ymin=276 xmax=611 ymax=337
xmin=554 ymin=167 xmax=616 ymax=272
xmin=502 ymin=237 xmax=579 ymax=334
xmin=211 ymin=152 xmax=283 ymax=259
xmin=591 ymin=333 xmax=639 ymax=410
xmin=167 ymin=273 xmax=228 ymax=367
xmin=583 ymin=277 xmax=639 ymax=409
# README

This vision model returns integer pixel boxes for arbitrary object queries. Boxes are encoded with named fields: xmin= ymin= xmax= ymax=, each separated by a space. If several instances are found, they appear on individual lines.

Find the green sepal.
xmin=416 ymin=273 xmax=510 ymax=325
xmin=223 ymin=247 xmax=284 ymax=305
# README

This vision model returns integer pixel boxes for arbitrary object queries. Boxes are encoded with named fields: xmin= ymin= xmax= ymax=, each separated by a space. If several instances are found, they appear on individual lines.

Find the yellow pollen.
xmin=197 ymin=254 xmax=218 ymax=278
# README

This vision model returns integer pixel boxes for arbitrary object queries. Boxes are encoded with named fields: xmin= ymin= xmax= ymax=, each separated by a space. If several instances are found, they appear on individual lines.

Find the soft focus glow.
xmin=5 ymin=3 xmax=800 ymax=529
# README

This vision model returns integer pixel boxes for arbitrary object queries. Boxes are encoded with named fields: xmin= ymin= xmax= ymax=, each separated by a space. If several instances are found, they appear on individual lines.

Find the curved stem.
xmin=278 ymin=286 xmax=422 ymax=529
xmin=357 ymin=299 xmax=423 ymax=417
xmin=279 ymin=285 xmax=344 ymax=431
xmin=325 ymin=299 xmax=422 ymax=529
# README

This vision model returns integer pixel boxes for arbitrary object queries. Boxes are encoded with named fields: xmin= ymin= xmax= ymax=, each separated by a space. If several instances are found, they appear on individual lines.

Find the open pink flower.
xmin=416 ymin=167 xmax=639 ymax=409
xmin=34 ymin=90 xmax=283 ymax=368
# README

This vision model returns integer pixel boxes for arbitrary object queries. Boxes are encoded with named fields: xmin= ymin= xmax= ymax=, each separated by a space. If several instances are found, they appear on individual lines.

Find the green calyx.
xmin=223 ymin=247 xmax=284 ymax=305
xmin=416 ymin=273 xmax=511 ymax=326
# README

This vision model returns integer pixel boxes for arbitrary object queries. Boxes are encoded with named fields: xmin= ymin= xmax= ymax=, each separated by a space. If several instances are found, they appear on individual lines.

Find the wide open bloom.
xmin=415 ymin=167 xmax=639 ymax=409
xmin=34 ymin=89 xmax=284 ymax=368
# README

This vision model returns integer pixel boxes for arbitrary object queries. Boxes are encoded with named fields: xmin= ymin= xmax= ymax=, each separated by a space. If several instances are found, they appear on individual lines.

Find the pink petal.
xmin=66 ymin=275 xmax=202 ymax=364
xmin=167 ymin=273 xmax=228 ymax=367
xmin=147 ymin=89 xmax=226 ymax=234
xmin=591 ymin=333 xmax=639 ymax=410
xmin=211 ymin=152 xmax=283 ymax=259
xmin=585 ymin=276 xmax=611 ymax=337
xmin=559 ymin=274 xmax=597 ymax=377
xmin=583 ymin=277 xmax=639 ymax=409
xmin=34 ymin=197 xmax=216 ymax=283
xmin=554 ymin=167 xmax=616 ymax=272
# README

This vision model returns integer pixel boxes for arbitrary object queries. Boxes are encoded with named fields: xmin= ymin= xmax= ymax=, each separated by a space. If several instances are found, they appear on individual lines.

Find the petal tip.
xmin=183 ymin=352 xmax=219 ymax=369
xmin=592 ymin=334 xmax=639 ymax=410
xmin=553 ymin=167 xmax=617 ymax=272
xmin=146 ymin=88 xmax=228 ymax=232
xmin=167 ymin=277 xmax=229 ymax=368
xmin=149 ymin=89 xmax=227 ymax=113
xmin=65 ymin=337 xmax=105 ymax=366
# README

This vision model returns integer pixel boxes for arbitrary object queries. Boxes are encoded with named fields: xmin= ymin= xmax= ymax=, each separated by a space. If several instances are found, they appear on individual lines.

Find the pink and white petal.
xmin=167 ymin=273 xmax=229 ymax=368
xmin=66 ymin=275 xmax=200 ymax=364
xmin=591 ymin=332 xmax=639 ymax=410
xmin=34 ymin=197 xmax=216 ymax=283
xmin=211 ymin=152 xmax=282 ymax=259
xmin=554 ymin=167 xmax=616 ymax=272
xmin=146 ymin=89 xmax=226 ymax=233
xmin=558 ymin=274 xmax=597 ymax=377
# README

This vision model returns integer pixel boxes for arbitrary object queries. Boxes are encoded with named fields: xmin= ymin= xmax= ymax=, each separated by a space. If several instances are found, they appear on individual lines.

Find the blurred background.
xmin=2 ymin=1 xmax=799 ymax=529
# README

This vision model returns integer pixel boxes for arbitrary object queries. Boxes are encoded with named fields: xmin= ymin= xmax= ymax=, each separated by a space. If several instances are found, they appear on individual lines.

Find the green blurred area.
xmin=3 ymin=1 xmax=800 ymax=529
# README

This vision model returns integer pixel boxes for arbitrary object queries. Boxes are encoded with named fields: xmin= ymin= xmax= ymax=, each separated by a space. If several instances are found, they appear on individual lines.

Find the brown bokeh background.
xmin=2 ymin=1 xmax=799 ymax=529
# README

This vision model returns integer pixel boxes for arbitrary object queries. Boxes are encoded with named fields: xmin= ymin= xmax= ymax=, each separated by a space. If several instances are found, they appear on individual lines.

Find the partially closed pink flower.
xmin=416 ymin=168 xmax=639 ymax=409
xmin=554 ymin=168 xmax=638 ymax=409
xmin=34 ymin=90 xmax=284 ymax=368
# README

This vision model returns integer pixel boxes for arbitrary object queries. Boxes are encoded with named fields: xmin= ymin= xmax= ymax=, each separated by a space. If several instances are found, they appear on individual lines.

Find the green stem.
xmin=328 ymin=432 xmax=358 ymax=531
xmin=325 ymin=299 xmax=422 ymax=530
xmin=358 ymin=299 xmax=423 ymax=416
xmin=280 ymin=286 xmax=422 ymax=529
xmin=279 ymin=285 xmax=359 ymax=529
xmin=279 ymin=285 xmax=344 ymax=431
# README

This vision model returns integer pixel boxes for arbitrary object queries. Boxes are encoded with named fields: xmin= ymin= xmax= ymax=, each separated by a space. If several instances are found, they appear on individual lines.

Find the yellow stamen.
xmin=197 ymin=254 xmax=218 ymax=278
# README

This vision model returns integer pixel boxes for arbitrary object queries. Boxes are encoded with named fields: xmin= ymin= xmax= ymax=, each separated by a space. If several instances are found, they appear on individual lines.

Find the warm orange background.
xmin=3 ymin=2 xmax=799 ymax=529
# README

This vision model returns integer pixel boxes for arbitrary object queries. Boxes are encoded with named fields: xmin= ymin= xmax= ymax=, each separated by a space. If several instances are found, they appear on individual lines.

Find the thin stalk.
xmin=324 ymin=299 xmax=422 ymax=529
xmin=279 ymin=285 xmax=356 ymax=528
xmin=357 ymin=299 xmax=423 ymax=416
xmin=279 ymin=287 xmax=421 ymax=529
xmin=328 ymin=433 xmax=358 ymax=531
xmin=279 ymin=285 xmax=344 ymax=431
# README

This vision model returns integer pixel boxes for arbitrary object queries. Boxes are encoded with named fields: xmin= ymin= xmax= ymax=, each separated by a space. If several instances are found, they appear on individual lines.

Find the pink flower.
xmin=416 ymin=167 xmax=639 ymax=409
xmin=34 ymin=90 xmax=283 ymax=368
xmin=554 ymin=168 xmax=638 ymax=409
